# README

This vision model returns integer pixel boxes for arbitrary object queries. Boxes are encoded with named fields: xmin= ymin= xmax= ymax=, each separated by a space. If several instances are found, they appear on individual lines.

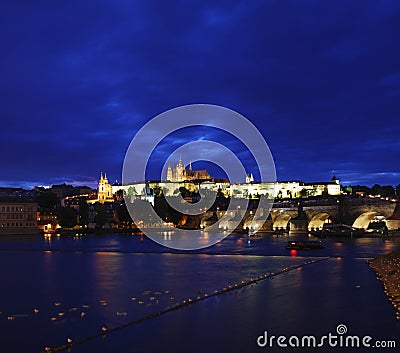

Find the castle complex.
xmin=166 ymin=155 xmax=210 ymax=182
xmin=104 ymin=155 xmax=342 ymax=201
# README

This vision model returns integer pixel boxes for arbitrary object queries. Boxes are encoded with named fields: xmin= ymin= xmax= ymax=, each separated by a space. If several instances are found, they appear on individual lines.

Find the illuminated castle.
xmin=166 ymin=155 xmax=210 ymax=182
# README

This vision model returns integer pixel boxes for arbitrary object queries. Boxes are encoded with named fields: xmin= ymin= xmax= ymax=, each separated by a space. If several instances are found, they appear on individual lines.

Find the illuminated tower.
xmin=167 ymin=163 xmax=173 ymax=181
xmin=97 ymin=172 xmax=114 ymax=203
xmin=175 ymin=154 xmax=186 ymax=182
xmin=246 ymin=173 xmax=254 ymax=183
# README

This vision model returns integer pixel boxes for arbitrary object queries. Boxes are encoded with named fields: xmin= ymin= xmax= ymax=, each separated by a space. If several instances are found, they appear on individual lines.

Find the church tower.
xmin=246 ymin=173 xmax=254 ymax=183
xmin=175 ymin=154 xmax=186 ymax=182
xmin=167 ymin=163 xmax=173 ymax=181
xmin=97 ymin=172 xmax=114 ymax=203
xmin=331 ymin=175 xmax=339 ymax=185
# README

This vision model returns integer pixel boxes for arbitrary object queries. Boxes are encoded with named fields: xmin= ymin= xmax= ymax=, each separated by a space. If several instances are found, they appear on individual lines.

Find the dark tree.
xmin=178 ymin=187 xmax=190 ymax=198
xmin=116 ymin=201 xmax=133 ymax=224
xmin=154 ymin=196 xmax=182 ymax=225
xmin=350 ymin=185 xmax=371 ymax=196
xmin=371 ymin=184 xmax=381 ymax=195
xmin=378 ymin=185 xmax=395 ymax=197
xmin=78 ymin=200 xmax=89 ymax=226
xmin=214 ymin=189 xmax=229 ymax=210
xmin=94 ymin=203 xmax=107 ymax=227
xmin=152 ymin=185 xmax=162 ymax=197
xmin=115 ymin=189 xmax=125 ymax=200
xmin=56 ymin=207 xmax=77 ymax=228
xmin=343 ymin=186 xmax=352 ymax=195
xmin=299 ymin=189 xmax=308 ymax=198
xmin=36 ymin=191 xmax=58 ymax=209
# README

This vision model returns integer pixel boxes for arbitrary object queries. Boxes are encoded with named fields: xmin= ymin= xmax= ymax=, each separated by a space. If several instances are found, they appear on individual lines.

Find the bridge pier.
xmin=386 ymin=203 xmax=400 ymax=231
xmin=259 ymin=219 xmax=273 ymax=232
xmin=289 ymin=219 xmax=308 ymax=235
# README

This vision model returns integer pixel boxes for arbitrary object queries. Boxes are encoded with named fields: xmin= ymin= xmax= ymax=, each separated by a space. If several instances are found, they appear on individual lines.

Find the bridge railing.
xmin=342 ymin=198 xmax=396 ymax=206
xmin=272 ymin=197 xmax=396 ymax=209
xmin=272 ymin=199 xmax=339 ymax=208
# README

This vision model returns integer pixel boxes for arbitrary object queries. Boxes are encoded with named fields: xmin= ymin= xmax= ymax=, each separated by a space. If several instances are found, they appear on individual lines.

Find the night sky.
xmin=1 ymin=1 xmax=400 ymax=189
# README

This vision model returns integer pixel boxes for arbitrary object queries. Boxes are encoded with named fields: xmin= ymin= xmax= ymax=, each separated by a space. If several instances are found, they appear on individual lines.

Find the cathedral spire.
xmin=167 ymin=162 xmax=173 ymax=181
xmin=179 ymin=153 xmax=183 ymax=167
xmin=189 ymin=160 xmax=192 ymax=171
xmin=100 ymin=172 xmax=103 ymax=180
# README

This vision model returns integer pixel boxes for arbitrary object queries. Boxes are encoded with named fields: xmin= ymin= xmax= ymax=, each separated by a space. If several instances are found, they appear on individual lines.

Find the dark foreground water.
xmin=0 ymin=233 xmax=399 ymax=353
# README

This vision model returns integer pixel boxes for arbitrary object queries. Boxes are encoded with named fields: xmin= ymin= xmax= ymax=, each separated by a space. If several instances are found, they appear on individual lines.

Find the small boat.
xmin=248 ymin=231 xmax=262 ymax=240
xmin=274 ymin=228 xmax=289 ymax=235
xmin=366 ymin=221 xmax=388 ymax=236
xmin=311 ymin=224 xmax=364 ymax=238
xmin=286 ymin=240 xmax=323 ymax=250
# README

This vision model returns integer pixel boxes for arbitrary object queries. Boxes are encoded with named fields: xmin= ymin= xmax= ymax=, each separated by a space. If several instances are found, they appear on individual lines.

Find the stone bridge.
xmin=202 ymin=198 xmax=400 ymax=232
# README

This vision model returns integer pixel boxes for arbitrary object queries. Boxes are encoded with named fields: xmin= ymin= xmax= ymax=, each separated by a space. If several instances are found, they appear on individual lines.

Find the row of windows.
xmin=0 ymin=213 xmax=35 ymax=219
xmin=1 ymin=222 xmax=36 ymax=227
xmin=0 ymin=206 xmax=35 ymax=212
xmin=0 ymin=214 xmax=24 ymax=220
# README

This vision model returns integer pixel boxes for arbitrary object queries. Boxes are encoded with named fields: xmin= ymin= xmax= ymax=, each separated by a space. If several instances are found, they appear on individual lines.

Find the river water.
xmin=0 ymin=233 xmax=399 ymax=353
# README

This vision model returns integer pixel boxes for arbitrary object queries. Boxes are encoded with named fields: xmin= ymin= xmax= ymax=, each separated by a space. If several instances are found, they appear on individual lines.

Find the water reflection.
xmin=0 ymin=234 xmax=399 ymax=353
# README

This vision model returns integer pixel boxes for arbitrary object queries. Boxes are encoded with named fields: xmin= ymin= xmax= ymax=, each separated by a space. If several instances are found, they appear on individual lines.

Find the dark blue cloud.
xmin=0 ymin=0 xmax=400 ymax=188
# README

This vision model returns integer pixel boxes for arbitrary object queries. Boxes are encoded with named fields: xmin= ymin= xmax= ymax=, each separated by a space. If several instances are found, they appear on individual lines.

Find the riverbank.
xmin=369 ymin=250 xmax=400 ymax=321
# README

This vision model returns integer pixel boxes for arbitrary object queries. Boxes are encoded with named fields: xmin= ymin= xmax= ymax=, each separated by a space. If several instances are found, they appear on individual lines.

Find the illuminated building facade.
xmin=166 ymin=155 xmax=210 ymax=182
xmin=113 ymin=176 xmax=341 ymax=199
xmin=0 ymin=199 xmax=38 ymax=234
xmin=92 ymin=172 xmax=114 ymax=204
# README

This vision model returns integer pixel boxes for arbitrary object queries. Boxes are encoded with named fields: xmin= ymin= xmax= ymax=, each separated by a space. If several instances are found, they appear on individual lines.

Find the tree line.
xmin=345 ymin=184 xmax=400 ymax=198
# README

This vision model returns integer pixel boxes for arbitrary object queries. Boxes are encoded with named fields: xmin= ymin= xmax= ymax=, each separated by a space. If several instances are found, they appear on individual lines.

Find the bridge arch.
xmin=273 ymin=213 xmax=291 ymax=231
xmin=352 ymin=211 xmax=386 ymax=229
xmin=308 ymin=212 xmax=332 ymax=230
